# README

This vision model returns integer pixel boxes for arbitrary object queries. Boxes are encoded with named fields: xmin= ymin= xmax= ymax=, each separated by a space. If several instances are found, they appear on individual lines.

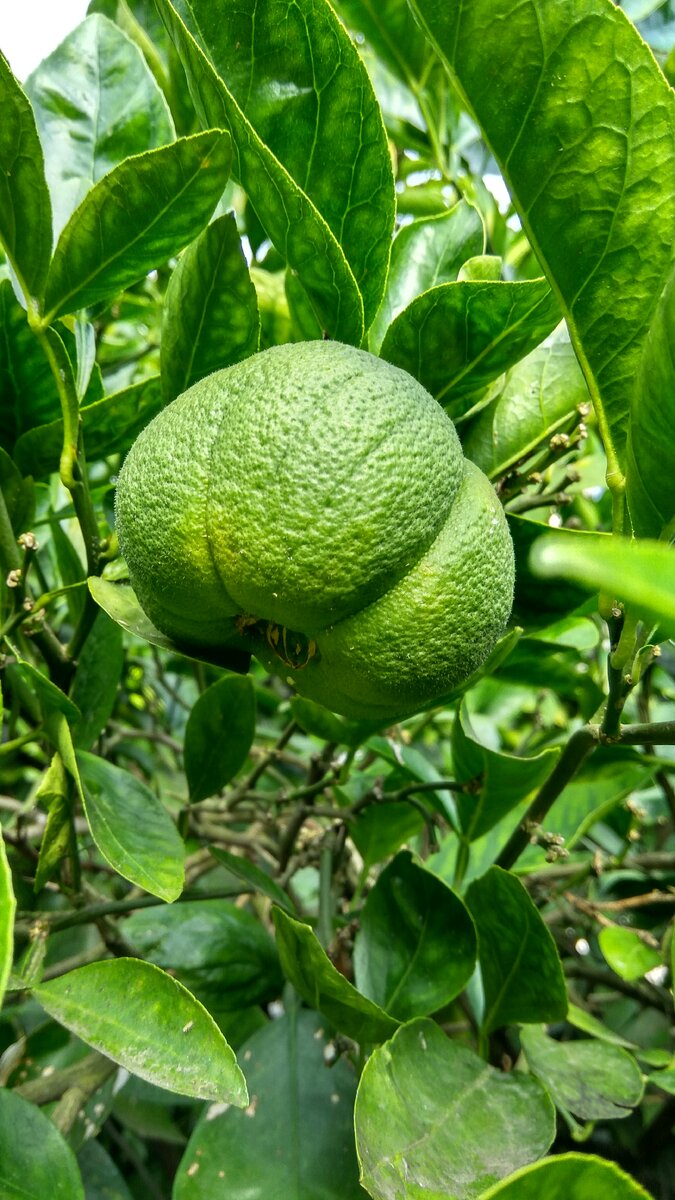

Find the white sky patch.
xmin=0 ymin=1 xmax=90 ymax=82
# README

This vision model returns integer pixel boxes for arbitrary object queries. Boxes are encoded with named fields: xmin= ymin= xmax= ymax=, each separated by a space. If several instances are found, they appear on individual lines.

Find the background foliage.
xmin=0 ymin=0 xmax=674 ymax=1197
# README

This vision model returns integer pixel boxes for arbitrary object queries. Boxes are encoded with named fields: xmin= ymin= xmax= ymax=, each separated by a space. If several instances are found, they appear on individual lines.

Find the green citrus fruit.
xmin=115 ymin=340 xmax=514 ymax=719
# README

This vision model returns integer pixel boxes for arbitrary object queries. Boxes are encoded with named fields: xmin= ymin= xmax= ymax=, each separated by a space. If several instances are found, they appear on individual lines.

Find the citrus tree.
xmin=0 ymin=1 xmax=674 ymax=1197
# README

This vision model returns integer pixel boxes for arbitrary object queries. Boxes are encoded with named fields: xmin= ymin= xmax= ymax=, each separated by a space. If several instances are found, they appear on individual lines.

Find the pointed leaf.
xmin=156 ymin=0 xmax=365 ymax=343
xmin=161 ymin=211 xmax=259 ymax=403
xmin=25 ymin=14 xmax=174 ymax=241
xmin=520 ymin=1025 xmax=644 ymax=1120
xmin=70 ymin=611 xmax=124 ymax=749
xmin=0 ymin=825 xmax=15 ymax=1010
xmin=353 ymin=850 xmax=477 ymax=1020
xmin=184 ymin=674 xmax=256 ymax=801
xmin=409 ymin=0 xmax=675 ymax=475
xmin=466 ymin=866 xmax=567 ymax=1033
xmin=0 ymin=52 xmax=52 ymax=304
xmin=0 ymin=1090 xmax=84 ymax=1200
xmin=33 ymin=958 xmax=248 ymax=1104
xmin=355 ymin=1019 xmax=555 ymax=1200
xmin=626 ymin=267 xmax=675 ymax=537
xmin=210 ymin=846 xmax=293 ymax=913
xmin=479 ymin=1154 xmax=653 ymax=1199
xmin=77 ymin=750 xmax=185 ymax=900
xmin=43 ymin=129 xmax=232 ymax=320
xmin=380 ymin=278 xmax=561 ymax=417
xmin=273 ymin=907 xmax=399 ymax=1044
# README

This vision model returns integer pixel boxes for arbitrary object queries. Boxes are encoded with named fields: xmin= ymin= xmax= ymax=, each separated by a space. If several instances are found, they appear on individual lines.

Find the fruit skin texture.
xmin=115 ymin=340 xmax=514 ymax=720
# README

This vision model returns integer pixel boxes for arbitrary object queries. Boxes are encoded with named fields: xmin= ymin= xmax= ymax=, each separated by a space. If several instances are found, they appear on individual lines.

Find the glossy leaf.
xmin=409 ymin=0 xmax=675 ymax=474
xmin=462 ymin=336 xmax=591 ymax=480
xmin=209 ymin=846 xmax=293 ymax=913
xmin=173 ymin=1009 xmax=364 ymax=1199
xmin=290 ymin=696 xmax=383 ymax=748
xmin=530 ymin=530 xmax=675 ymax=637
xmin=0 ymin=825 xmax=15 ymax=1010
xmin=0 ymin=52 xmax=52 ymax=304
xmin=355 ymin=1019 xmax=555 ymax=1200
xmin=0 ymin=279 xmax=62 ymax=451
xmin=124 ymin=899 xmax=283 ymax=1013
xmin=598 ymin=926 xmax=663 ymax=982
xmin=33 ymin=958 xmax=248 ymax=1104
xmin=466 ymin=866 xmax=567 ymax=1033
xmin=380 ymin=279 xmax=561 ymax=417
xmin=626 ymin=267 xmax=675 ymax=537
xmin=0 ymin=1089 xmax=84 ymax=1200
xmin=520 ymin=1025 xmax=644 ymax=1120
xmin=165 ymin=0 xmax=394 ymax=329
xmin=34 ymin=753 xmax=72 ymax=892
xmin=353 ymin=850 xmax=477 ymax=1020
xmin=369 ymin=200 xmax=484 ymax=350
xmin=184 ymin=673 xmax=256 ymax=801
xmin=349 ymin=802 xmax=426 ymax=873
xmin=479 ymin=1154 xmax=653 ymax=1199
xmin=161 ymin=211 xmax=260 ymax=403
xmin=156 ymin=0 xmax=365 ymax=344
xmin=273 ymin=907 xmax=399 ymax=1044
xmin=70 ymin=612 xmax=124 ymax=749
xmin=453 ymin=701 xmax=559 ymax=842
xmin=25 ymin=13 xmax=174 ymax=241
xmin=77 ymin=750 xmax=185 ymax=901
xmin=332 ymin=0 xmax=430 ymax=86
xmin=534 ymin=747 xmax=653 ymax=858
xmin=42 ymin=129 xmax=232 ymax=321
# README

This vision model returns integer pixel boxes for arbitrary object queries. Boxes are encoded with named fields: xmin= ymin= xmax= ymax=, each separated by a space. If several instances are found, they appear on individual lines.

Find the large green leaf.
xmin=353 ymin=851 xmax=477 ymax=1020
xmin=33 ymin=958 xmax=248 ymax=1104
xmin=0 ymin=279 xmax=62 ymax=451
xmin=0 ymin=52 xmax=52 ymax=305
xmin=25 ymin=13 xmax=174 ymax=241
xmin=69 ymin=612 xmax=125 ymax=749
xmin=369 ymin=201 xmax=484 ymax=351
xmin=380 ymin=278 xmax=561 ymax=417
xmin=167 ymin=0 xmax=395 ymax=329
xmin=156 ymin=0 xmax=366 ymax=344
xmin=466 ymin=866 xmax=567 ymax=1034
xmin=42 ymin=128 xmax=232 ymax=321
xmin=530 ymin=529 xmax=675 ymax=637
xmin=184 ymin=673 xmax=256 ymax=802
xmin=453 ymin=701 xmax=559 ymax=842
xmin=332 ymin=0 xmax=430 ymax=87
xmin=77 ymin=751 xmax=185 ymax=901
xmin=520 ymin=1025 xmax=644 ymax=1121
xmin=272 ymin=907 xmax=399 ymax=1044
xmin=479 ymin=1154 xmax=653 ymax=1199
xmin=0 ymin=1089 xmax=84 ymax=1200
xmin=462 ymin=335 xmax=591 ymax=480
xmin=0 ymin=824 xmax=15 ymax=1011
xmin=409 ymin=0 xmax=675 ymax=482
xmin=161 ymin=212 xmax=260 ymax=403
xmin=173 ymin=1009 xmax=365 ymax=1199
xmin=355 ymin=1019 xmax=555 ymax=1200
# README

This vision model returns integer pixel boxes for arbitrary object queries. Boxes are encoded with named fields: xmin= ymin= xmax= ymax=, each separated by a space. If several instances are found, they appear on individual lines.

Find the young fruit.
xmin=115 ymin=340 xmax=514 ymax=719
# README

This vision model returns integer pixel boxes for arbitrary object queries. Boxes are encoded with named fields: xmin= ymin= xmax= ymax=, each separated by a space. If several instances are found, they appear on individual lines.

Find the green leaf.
xmin=369 ymin=200 xmax=484 ymax=351
xmin=462 ymin=335 xmax=591 ymax=480
xmin=184 ymin=674 xmax=256 ymax=801
xmin=33 ymin=958 xmax=248 ymax=1104
xmin=530 ymin=530 xmax=675 ymax=637
xmin=272 ymin=907 xmax=399 ymax=1044
xmin=77 ymin=751 xmax=185 ymax=901
xmin=353 ymin=850 xmax=477 ymax=1021
xmin=209 ymin=846 xmax=293 ymax=913
xmin=25 ymin=14 xmax=174 ymax=241
xmin=70 ymin=612 xmax=124 ymax=749
xmin=34 ymin=753 xmax=73 ymax=892
xmin=125 ymin=899 xmax=283 ymax=1014
xmin=453 ymin=701 xmax=560 ymax=842
xmin=466 ymin=866 xmax=567 ymax=1034
xmin=354 ymin=1018 xmax=555 ymax=1200
xmin=0 ymin=824 xmax=15 ymax=1010
xmin=332 ymin=0 xmax=430 ymax=88
xmin=409 ymin=0 xmax=675 ymax=479
xmin=290 ymin=696 xmax=383 ymax=748
xmin=0 ymin=443 xmax=34 ymax=532
xmin=0 ymin=1089 xmax=84 ymax=1200
xmin=173 ymin=1009 xmax=365 ymax=1199
xmin=42 ymin=128 xmax=232 ymax=321
xmin=15 ymin=658 xmax=80 ymax=723
xmin=380 ymin=279 xmax=561 ymax=417
xmin=77 ymin=1138 xmax=133 ymax=1200
xmin=566 ymin=1002 xmax=637 ymax=1049
xmin=0 ymin=279 xmax=62 ymax=451
xmin=161 ymin=211 xmax=260 ymax=403
xmin=156 ymin=0 xmax=366 ymax=344
xmin=626 ymin=267 xmax=675 ymax=537
xmin=520 ymin=1025 xmax=644 ymax=1121
xmin=478 ymin=1154 xmax=653 ymax=1199
xmin=0 ymin=52 xmax=52 ymax=305
xmin=349 ymin=802 xmax=426 ymax=873
xmin=165 ymin=0 xmax=394 ymax=329
xmin=598 ymin=926 xmax=663 ymax=982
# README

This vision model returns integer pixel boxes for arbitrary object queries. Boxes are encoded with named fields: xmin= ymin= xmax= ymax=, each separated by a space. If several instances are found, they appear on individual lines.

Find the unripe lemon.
xmin=115 ymin=341 xmax=514 ymax=720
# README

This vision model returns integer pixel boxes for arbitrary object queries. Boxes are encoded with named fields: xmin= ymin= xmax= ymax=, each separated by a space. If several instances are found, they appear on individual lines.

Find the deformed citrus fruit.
xmin=115 ymin=340 xmax=514 ymax=719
